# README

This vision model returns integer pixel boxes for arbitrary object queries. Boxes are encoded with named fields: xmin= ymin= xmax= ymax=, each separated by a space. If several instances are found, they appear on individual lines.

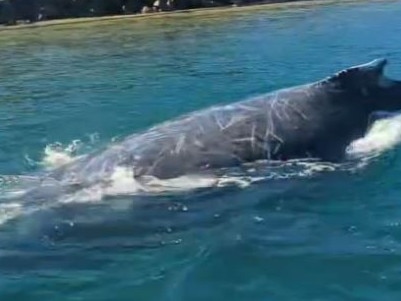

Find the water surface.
xmin=1 ymin=1 xmax=401 ymax=300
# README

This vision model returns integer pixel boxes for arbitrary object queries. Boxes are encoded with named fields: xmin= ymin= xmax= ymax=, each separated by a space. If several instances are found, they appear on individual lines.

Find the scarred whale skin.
xmin=53 ymin=58 xmax=401 ymax=181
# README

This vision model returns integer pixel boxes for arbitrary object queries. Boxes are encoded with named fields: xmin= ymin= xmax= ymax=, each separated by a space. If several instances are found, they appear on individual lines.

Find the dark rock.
xmin=123 ymin=0 xmax=146 ymax=14
xmin=141 ymin=5 xmax=153 ymax=13
xmin=0 ymin=0 xmax=16 ymax=25
xmin=86 ymin=0 xmax=124 ymax=16
xmin=10 ymin=0 xmax=40 ymax=22
xmin=38 ymin=2 xmax=63 ymax=20
xmin=0 ymin=0 xmax=304 ymax=24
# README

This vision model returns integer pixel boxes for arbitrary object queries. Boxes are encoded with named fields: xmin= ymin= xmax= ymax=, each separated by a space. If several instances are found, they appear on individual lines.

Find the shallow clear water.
xmin=2 ymin=1 xmax=401 ymax=300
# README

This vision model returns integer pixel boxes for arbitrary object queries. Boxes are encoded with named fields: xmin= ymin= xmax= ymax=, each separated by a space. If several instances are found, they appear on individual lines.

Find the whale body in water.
xmin=51 ymin=58 xmax=401 ymax=185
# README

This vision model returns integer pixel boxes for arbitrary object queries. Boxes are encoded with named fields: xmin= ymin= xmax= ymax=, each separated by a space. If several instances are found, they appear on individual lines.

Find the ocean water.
xmin=2 ymin=1 xmax=401 ymax=300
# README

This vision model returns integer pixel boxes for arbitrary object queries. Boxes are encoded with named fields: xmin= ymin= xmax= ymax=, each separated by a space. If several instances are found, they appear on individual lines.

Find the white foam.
xmin=347 ymin=113 xmax=401 ymax=158
xmin=41 ymin=141 xmax=83 ymax=169
xmin=0 ymin=203 xmax=23 ymax=225
xmin=58 ymin=167 xmax=220 ymax=203
xmin=39 ymin=134 xmax=100 ymax=170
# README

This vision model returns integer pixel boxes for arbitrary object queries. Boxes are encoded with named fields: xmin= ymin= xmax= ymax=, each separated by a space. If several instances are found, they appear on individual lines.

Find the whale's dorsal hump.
xmin=325 ymin=58 xmax=388 ymax=89
xmin=347 ymin=58 xmax=387 ymax=73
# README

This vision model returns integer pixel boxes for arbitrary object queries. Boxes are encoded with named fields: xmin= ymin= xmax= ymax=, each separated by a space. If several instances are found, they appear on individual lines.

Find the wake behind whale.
xmin=2 ymin=58 xmax=401 ymax=224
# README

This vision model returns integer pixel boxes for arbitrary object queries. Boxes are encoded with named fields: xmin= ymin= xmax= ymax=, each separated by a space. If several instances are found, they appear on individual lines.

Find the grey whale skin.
xmin=54 ymin=58 xmax=401 ymax=182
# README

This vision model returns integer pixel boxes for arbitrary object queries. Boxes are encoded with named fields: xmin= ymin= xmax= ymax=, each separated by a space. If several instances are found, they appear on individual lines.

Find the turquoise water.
xmin=2 ymin=1 xmax=401 ymax=300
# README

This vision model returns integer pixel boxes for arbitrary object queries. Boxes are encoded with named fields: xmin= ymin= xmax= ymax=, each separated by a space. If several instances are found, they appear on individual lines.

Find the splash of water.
xmin=42 ymin=141 xmax=83 ymax=169
xmin=24 ymin=133 xmax=100 ymax=170
xmin=346 ymin=113 xmax=401 ymax=159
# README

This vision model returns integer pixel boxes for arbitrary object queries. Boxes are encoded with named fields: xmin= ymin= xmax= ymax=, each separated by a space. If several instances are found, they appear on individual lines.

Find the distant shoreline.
xmin=0 ymin=0 xmax=368 ymax=32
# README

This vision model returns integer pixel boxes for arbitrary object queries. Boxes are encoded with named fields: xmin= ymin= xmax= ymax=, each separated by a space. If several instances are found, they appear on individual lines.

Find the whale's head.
xmin=327 ymin=58 xmax=401 ymax=112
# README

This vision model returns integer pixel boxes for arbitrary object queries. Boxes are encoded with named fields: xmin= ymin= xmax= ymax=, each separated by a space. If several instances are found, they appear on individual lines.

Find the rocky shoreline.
xmin=0 ymin=0 xmax=310 ymax=25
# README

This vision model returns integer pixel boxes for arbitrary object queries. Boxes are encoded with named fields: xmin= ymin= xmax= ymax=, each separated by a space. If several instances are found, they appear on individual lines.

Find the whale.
xmin=51 ymin=58 xmax=401 ymax=184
